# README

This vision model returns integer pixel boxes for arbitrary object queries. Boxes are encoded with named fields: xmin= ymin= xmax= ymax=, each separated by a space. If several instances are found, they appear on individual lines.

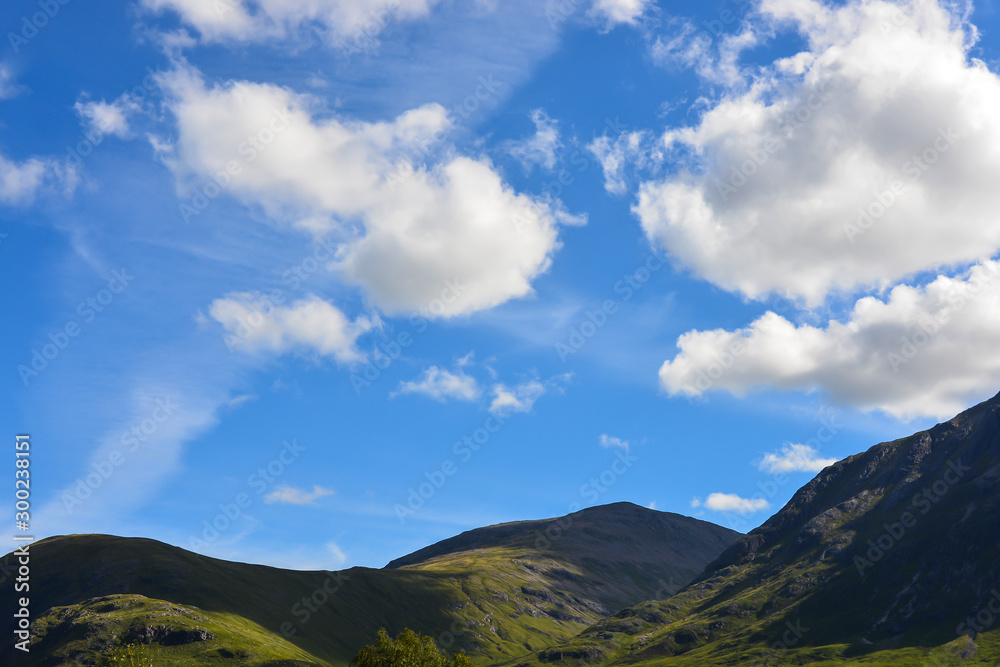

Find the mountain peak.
xmin=386 ymin=501 xmax=739 ymax=570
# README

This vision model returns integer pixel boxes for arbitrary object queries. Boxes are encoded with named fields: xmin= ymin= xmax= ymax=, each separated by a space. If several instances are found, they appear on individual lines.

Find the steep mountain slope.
xmin=387 ymin=501 xmax=738 ymax=610
xmin=521 ymin=392 xmax=1000 ymax=666
xmin=2 ymin=503 xmax=740 ymax=666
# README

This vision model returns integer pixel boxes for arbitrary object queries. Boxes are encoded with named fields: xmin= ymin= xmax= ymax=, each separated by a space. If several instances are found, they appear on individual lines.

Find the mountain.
xmin=1 ymin=503 xmax=740 ymax=666
xmin=520 ymin=392 xmax=1000 ymax=666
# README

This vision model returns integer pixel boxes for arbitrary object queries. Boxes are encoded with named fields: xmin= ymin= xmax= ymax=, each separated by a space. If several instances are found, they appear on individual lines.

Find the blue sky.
xmin=3 ymin=0 xmax=1000 ymax=570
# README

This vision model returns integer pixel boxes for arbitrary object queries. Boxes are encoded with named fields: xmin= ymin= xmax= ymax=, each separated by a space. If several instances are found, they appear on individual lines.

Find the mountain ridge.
xmin=2 ymin=503 xmax=740 ymax=666
xmin=516 ymin=390 xmax=1000 ymax=666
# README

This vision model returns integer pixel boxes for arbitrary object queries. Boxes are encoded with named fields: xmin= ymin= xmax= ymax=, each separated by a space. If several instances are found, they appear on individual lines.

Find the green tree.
xmin=352 ymin=628 xmax=474 ymax=667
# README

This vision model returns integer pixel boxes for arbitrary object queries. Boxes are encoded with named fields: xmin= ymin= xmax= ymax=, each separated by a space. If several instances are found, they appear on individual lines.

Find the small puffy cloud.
xmin=659 ymin=260 xmax=1000 ymax=420
xmin=489 ymin=380 xmax=546 ymax=414
xmin=264 ymin=484 xmax=335 ymax=505
xmin=0 ymin=150 xmax=72 ymax=206
xmin=507 ymin=109 xmax=561 ymax=170
xmin=635 ymin=0 xmax=1000 ymax=305
xmin=209 ymin=293 xmax=375 ymax=364
xmin=393 ymin=366 xmax=481 ymax=402
xmin=142 ymin=0 xmax=442 ymax=48
xmin=693 ymin=493 xmax=770 ymax=513
xmin=759 ymin=443 xmax=837 ymax=473
xmin=161 ymin=65 xmax=567 ymax=318
xmin=599 ymin=434 xmax=630 ymax=451
xmin=74 ymin=98 xmax=134 ymax=139
xmin=0 ymin=153 xmax=48 ymax=205
xmin=588 ymin=0 xmax=653 ymax=28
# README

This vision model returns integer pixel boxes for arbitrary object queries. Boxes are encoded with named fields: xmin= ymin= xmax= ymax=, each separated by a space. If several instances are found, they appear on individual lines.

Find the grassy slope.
xmin=506 ymin=395 xmax=1000 ymax=667
xmin=25 ymin=594 xmax=328 ymax=667
xmin=3 ymin=504 xmax=741 ymax=666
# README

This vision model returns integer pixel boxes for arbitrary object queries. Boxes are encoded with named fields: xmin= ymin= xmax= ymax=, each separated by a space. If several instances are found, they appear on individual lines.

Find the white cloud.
xmin=693 ymin=493 xmax=770 ymax=513
xmin=0 ymin=152 xmax=48 ymax=205
xmin=759 ymin=443 xmax=837 ymax=473
xmin=599 ymin=434 xmax=630 ymax=451
xmin=74 ymin=98 xmax=134 ymax=139
xmin=142 ymin=0 xmax=442 ymax=48
xmin=209 ymin=293 xmax=375 ymax=364
xmin=489 ymin=380 xmax=546 ymax=414
xmin=635 ymin=0 xmax=1000 ymax=305
xmin=650 ymin=20 xmax=759 ymax=86
xmin=160 ymin=65 xmax=567 ymax=318
xmin=264 ymin=484 xmax=336 ymax=505
xmin=660 ymin=260 xmax=1000 ymax=420
xmin=588 ymin=0 xmax=653 ymax=28
xmin=507 ymin=109 xmax=561 ymax=170
xmin=588 ymin=130 xmax=658 ymax=195
xmin=393 ymin=366 xmax=481 ymax=402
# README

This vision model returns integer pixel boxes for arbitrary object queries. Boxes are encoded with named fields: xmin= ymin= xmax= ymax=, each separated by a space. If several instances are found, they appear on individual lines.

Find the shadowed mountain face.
xmin=388 ymin=501 xmax=741 ymax=597
xmin=525 ymin=392 xmax=1000 ymax=666
xmin=1 ymin=503 xmax=740 ymax=666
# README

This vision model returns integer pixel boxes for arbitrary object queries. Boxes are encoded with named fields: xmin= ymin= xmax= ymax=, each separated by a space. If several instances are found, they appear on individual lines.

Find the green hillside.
xmin=2 ymin=503 xmax=739 ymax=666
xmin=508 ymin=393 xmax=1000 ymax=666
